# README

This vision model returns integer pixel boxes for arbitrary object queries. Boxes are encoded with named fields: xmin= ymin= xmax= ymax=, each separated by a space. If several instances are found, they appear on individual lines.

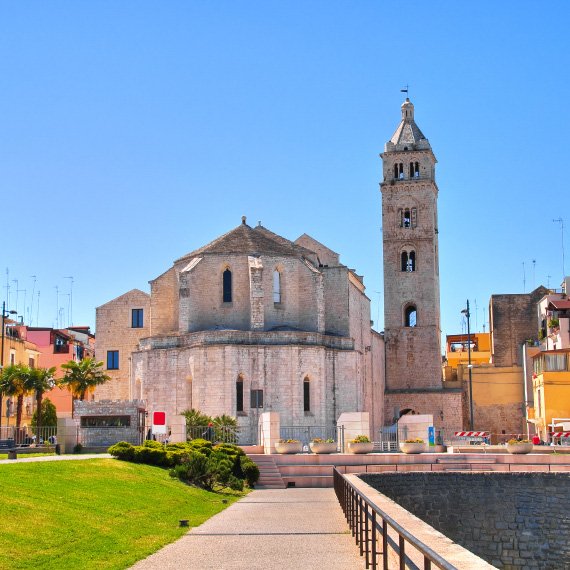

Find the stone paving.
xmin=0 ymin=453 xmax=112 ymax=465
xmin=131 ymin=488 xmax=366 ymax=570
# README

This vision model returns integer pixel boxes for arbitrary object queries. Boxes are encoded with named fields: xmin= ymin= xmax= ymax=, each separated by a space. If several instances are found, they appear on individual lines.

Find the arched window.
xmin=273 ymin=270 xmax=281 ymax=303
xmin=303 ymin=377 xmax=310 ymax=412
xmin=409 ymin=162 xmax=420 ymax=178
xmin=405 ymin=305 xmax=417 ymax=327
xmin=401 ymin=251 xmax=416 ymax=272
xmin=403 ymin=209 xmax=411 ymax=228
xmin=236 ymin=375 xmax=244 ymax=412
xmin=223 ymin=268 xmax=232 ymax=303
xmin=394 ymin=163 xmax=404 ymax=179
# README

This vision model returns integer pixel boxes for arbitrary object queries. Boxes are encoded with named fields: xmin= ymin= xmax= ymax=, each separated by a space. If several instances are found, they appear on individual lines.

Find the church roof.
xmin=388 ymin=98 xmax=429 ymax=147
xmin=176 ymin=217 xmax=316 ymax=262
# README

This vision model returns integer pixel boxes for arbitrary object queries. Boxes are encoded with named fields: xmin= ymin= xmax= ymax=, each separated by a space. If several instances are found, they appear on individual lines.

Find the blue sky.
xmin=1 ymin=2 xmax=569 ymax=341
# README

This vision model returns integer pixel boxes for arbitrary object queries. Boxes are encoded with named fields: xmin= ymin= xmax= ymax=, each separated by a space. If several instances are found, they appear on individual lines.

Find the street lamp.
xmin=1 ymin=301 xmax=18 ymax=430
xmin=461 ymin=300 xmax=474 ymax=430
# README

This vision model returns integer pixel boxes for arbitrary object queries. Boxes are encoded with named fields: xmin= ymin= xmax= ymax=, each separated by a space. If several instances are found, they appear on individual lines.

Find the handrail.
xmin=333 ymin=468 xmax=457 ymax=570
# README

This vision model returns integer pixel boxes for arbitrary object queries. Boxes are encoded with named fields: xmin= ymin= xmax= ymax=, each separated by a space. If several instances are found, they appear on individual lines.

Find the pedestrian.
xmin=203 ymin=422 xmax=214 ymax=442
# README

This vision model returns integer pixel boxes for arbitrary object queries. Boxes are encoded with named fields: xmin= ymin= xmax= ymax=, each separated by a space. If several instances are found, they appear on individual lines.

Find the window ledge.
xmin=274 ymin=302 xmax=284 ymax=309
xmin=237 ymin=411 xmax=248 ymax=417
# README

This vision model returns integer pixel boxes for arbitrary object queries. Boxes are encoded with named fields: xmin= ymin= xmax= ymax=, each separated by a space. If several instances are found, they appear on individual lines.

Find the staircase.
xmin=247 ymin=454 xmax=286 ymax=489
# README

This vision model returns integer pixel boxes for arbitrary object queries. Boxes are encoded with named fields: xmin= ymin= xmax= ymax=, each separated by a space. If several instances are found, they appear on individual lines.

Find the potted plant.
xmin=275 ymin=439 xmax=302 ymax=454
xmin=400 ymin=438 xmax=426 ymax=454
xmin=506 ymin=439 xmax=533 ymax=454
xmin=309 ymin=437 xmax=337 ymax=454
xmin=347 ymin=435 xmax=374 ymax=454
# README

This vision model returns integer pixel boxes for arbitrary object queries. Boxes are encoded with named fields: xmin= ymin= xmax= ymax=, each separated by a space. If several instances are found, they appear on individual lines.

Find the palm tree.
xmin=59 ymin=358 xmax=111 ymax=415
xmin=0 ymin=364 xmax=29 ymax=428
xmin=25 ymin=367 xmax=56 ymax=433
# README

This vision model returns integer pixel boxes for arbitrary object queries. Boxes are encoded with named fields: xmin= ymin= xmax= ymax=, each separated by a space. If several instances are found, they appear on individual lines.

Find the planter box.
xmin=400 ymin=442 xmax=426 ymax=454
xmin=309 ymin=442 xmax=337 ymax=454
xmin=347 ymin=442 xmax=374 ymax=454
xmin=506 ymin=442 xmax=533 ymax=454
xmin=275 ymin=441 xmax=302 ymax=454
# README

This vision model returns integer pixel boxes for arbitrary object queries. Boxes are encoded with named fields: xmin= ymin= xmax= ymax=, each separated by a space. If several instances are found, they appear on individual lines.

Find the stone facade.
xmin=381 ymin=99 xmax=461 ymax=429
xmin=74 ymin=399 xmax=145 ymax=447
xmin=95 ymin=289 xmax=150 ymax=401
xmin=96 ymin=220 xmax=385 ymax=437
xmin=489 ymin=286 xmax=548 ymax=367
xmin=362 ymin=472 xmax=570 ymax=569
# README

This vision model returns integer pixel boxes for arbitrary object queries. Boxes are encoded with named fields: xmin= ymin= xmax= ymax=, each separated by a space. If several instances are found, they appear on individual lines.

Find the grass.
xmin=0 ymin=459 xmax=242 ymax=569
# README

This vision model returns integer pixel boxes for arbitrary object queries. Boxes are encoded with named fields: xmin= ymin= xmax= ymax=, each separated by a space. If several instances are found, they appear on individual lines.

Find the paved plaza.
xmin=132 ymin=487 xmax=366 ymax=570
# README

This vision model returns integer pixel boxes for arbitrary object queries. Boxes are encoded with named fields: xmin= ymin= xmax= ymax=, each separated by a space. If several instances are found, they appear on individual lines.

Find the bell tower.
xmin=381 ymin=98 xmax=455 ymax=427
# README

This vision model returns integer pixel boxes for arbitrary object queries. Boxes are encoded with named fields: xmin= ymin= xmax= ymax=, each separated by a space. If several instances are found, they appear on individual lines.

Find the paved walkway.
xmin=132 ymin=488 xmax=366 ymax=570
xmin=0 ymin=453 xmax=111 ymax=465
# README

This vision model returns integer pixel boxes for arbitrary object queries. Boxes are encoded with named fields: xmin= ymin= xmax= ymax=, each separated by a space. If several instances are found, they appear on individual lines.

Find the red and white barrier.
xmin=550 ymin=432 xmax=570 ymax=438
xmin=454 ymin=431 xmax=490 ymax=437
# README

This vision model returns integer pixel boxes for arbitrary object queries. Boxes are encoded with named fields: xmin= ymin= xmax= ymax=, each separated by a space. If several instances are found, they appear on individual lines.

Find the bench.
xmin=0 ymin=439 xmax=16 ymax=450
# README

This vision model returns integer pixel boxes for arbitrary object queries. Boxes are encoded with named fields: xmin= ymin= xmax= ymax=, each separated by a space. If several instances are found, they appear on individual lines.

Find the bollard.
xmin=179 ymin=520 xmax=189 ymax=527
xmin=8 ymin=450 xmax=17 ymax=460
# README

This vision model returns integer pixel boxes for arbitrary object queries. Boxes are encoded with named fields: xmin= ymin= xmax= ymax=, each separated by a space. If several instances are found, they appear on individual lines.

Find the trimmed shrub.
xmin=240 ymin=456 xmax=260 ymax=487
xmin=143 ymin=439 xmax=165 ymax=449
xmin=108 ymin=441 xmax=135 ymax=461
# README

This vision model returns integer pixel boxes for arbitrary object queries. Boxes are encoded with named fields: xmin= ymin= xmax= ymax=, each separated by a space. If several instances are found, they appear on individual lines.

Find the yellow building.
xmin=444 ymin=332 xmax=491 ymax=375
xmin=532 ymin=349 xmax=570 ymax=441
xmin=444 ymin=332 xmax=526 ymax=435
xmin=0 ymin=319 xmax=41 ymax=426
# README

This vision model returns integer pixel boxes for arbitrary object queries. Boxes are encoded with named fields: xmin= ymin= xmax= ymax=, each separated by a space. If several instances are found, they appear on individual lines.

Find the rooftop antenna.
xmin=532 ymin=259 xmax=536 ymax=290
xmin=36 ymin=290 xmax=40 ymax=326
xmin=4 ymin=268 xmax=9 ymax=308
xmin=522 ymin=262 xmax=526 ymax=292
xmin=64 ymin=276 xmax=74 ymax=326
xmin=30 ymin=276 xmax=37 ymax=325
xmin=553 ymin=218 xmax=565 ymax=279
xmin=54 ymin=285 xmax=59 ymax=328
xmin=12 ymin=279 xmax=19 ymax=315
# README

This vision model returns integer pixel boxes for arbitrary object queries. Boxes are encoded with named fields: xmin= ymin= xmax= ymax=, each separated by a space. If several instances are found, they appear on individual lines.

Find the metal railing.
xmin=186 ymin=425 xmax=255 ymax=445
xmin=333 ymin=469 xmax=456 ymax=570
xmin=280 ymin=425 xmax=344 ymax=451
xmin=0 ymin=426 xmax=58 ymax=447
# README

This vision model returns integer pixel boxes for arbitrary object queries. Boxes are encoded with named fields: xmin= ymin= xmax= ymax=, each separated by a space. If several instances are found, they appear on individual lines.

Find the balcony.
xmin=54 ymin=344 xmax=70 ymax=354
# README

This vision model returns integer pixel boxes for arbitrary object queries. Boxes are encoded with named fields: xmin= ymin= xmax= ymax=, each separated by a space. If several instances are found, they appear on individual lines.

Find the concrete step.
xmin=247 ymin=453 xmax=286 ymax=489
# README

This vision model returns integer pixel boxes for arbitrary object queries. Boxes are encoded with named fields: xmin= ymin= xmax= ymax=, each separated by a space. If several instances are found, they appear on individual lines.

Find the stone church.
xmin=95 ymin=98 xmax=462 ymax=438
xmin=95 ymin=221 xmax=385 ymax=439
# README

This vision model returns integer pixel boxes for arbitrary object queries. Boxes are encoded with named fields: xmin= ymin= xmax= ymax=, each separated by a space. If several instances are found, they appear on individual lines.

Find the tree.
xmin=59 ymin=358 xmax=111 ymax=415
xmin=0 ymin=364 xmax=29 ymax=427
xmin=31 ymin=398 xmax=58 ymax=432
xmin=25 ymin=367 xmax=56 ymax=432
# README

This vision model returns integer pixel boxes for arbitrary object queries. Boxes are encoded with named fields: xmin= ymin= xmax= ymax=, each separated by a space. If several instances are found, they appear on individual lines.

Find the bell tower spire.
xmin=380 ymin=98 xmax=460 ymax=429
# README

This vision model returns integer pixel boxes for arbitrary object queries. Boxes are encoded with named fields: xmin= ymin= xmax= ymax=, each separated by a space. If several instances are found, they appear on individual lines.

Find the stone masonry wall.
xmin=361 ymin=472 xmax=570 ymax=569
xmin=490 ymin=287 xmax=548 ymax=367
xmin=383 ymin=390 xmax=462 ymax=430
xmin=95 ymin=289 xmax=151 ymax=401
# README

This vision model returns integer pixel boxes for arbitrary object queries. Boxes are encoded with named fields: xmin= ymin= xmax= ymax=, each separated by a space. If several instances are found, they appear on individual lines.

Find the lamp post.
xmin=461 ymin=300 xmax=474 ymax=431
xmin=0 ymin=301 xmax=18 ymax=430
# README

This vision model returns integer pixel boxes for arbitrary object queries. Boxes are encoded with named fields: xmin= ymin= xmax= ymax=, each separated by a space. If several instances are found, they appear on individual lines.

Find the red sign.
xmin=153 ymin=411 xmax=166 ymax=426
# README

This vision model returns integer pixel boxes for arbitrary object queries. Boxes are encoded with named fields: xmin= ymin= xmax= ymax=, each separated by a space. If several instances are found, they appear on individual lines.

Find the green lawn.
xmin=0 ymin=459 xmax=242 ymax=569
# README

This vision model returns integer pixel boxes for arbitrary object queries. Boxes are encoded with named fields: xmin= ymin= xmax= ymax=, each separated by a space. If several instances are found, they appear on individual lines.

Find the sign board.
xmin=428 ymin=426 xmax=435 ymax=447
xmin=152 ymin=411 xmax=167 ymax=435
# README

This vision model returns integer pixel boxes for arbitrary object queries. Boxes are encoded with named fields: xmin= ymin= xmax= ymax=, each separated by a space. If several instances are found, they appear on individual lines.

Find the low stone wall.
xmin=360 ymin=472 xmax=570 ymax=569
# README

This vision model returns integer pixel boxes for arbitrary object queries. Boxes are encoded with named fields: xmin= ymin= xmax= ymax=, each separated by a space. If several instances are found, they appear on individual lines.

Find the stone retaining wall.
xmin=360 ymin=472 xmax=570 ymax=569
